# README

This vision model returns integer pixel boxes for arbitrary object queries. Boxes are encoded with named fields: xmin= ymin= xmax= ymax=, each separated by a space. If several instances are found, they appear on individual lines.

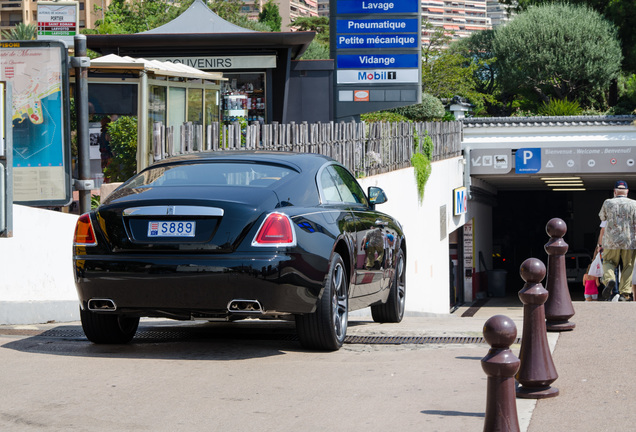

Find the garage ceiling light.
xmin=552 ymin=188 xmax=586 ymax=191
xmin=540 ymin=177 xmax=585 ymax=191
xmin=540 ymin=177 xmax=581 ymax=181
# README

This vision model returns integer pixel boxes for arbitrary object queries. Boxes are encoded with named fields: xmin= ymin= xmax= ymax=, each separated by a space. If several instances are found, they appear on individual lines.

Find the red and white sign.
xmin=354 ymin=90 xmax=369 ymax=102
xmin=37 ymin=2 xmax=79 ymax=45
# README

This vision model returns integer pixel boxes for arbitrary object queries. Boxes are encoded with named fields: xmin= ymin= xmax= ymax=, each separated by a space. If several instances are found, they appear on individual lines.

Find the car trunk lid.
xmin=95 ymin=186 xmax=280 ymax=253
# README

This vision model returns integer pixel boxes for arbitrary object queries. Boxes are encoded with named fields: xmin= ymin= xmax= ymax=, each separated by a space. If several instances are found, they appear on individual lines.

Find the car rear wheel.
xmin=295 ymin=252 xmax=348 ymax=351
xmin=371 ymin=248 xmax=406 ymax=323
xmin=80 ymin=307 xmax=140 ymax=344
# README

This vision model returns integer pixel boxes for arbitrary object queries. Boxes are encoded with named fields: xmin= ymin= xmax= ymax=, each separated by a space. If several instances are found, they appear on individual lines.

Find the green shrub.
xmin=299 ymin=40 xmax=330 ymax=60
xmin=537 ymin=98 xmax=582 ymax=116
xmin=387 ymin=93 xmax=446 ymax=121
xmin=441 ymin=111 xmax=456 ymax=122
xmin=360 ymin=111 xmax=409 ymax=123
xmin=104 ymin=116 xmax=138 ymax=182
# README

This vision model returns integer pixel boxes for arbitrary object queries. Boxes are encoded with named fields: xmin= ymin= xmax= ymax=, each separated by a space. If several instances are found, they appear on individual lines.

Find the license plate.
xmin=148 ymin=221 xmax=196 ymax=237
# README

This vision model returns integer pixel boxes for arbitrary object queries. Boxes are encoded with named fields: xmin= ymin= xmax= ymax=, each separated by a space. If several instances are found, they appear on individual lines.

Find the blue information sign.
xmin=337 ymin=34 xmax=419 ymax=49
xmin=331 ymin=0 xmax=422 ymax=120
xmin=336 ymin=19 xmax=420 ymax=34
xmin=336 ymin=0 xmax=420 ymax=14
xmin=337 ymin=54 xmax=419 ymax=69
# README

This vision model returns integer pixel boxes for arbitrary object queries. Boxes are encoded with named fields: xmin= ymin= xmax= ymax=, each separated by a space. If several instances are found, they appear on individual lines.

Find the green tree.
xmin=93 ymin=0 xmax=271 ymax=35
xmin=423 ymin=48 xmax=476 ymax=100
xmin=421 ymin=22 xmax=493 ymax=114
xmin=499 ymin=0 xmax=635 ymax=73
xmin=206 ymin=0 xmax=270 ymax=31
xmin=104 ymin=116 xmax=138 ymax=182
xmin=299 ymin=40 xmax=330 ymax=60
xmin=258 ymin=0 xmax=282 ymax=32
xmin=455 ymin=30 xmax=498 ymax=98
xmin=93 ymin=0 xmax=189 ymax=34
xmin=421 ymin=22 xmax=452 ymax=66
xmin=294 ymin=16 xmax=330 ymax=60
xmin=2 ymin=23 xmax=37 ymax=40
xmin=208 ymin=0 xmax=241 ymax=21
xmin=292 ymin=16 xmax=329 ymax=45
xmin=452 ymin=30 xmax=511 ymax=115
xmin=492 ymin=3 xmax=622 ymax=106
xmin=603 ymin=0 xmax=636 ymax=73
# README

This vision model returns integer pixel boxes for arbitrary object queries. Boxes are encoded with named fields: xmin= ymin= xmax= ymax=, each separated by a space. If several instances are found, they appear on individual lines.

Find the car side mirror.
xmin=368 ymin=186 xmax=388 ymax=207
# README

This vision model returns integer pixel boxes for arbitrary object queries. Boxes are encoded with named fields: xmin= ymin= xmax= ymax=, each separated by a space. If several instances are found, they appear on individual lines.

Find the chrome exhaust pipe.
xmin=227 ymin=299 xmax=263 ymax=314
xmin=87 ymin=298 xmax=117 ymax=311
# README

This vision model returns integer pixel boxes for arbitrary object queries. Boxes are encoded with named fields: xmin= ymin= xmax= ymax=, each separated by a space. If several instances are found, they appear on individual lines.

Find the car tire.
xmin=80 ymin=307 xmax=140 ymax=344
xmin=371 ymin=248 xmax=406 ymax=323
xmin=295 ymin=252 xmax=348 ymax=351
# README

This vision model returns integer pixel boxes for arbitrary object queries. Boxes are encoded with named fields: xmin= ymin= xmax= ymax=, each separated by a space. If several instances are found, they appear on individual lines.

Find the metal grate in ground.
xmin=0 ymin=327 xmax=520 ymax=345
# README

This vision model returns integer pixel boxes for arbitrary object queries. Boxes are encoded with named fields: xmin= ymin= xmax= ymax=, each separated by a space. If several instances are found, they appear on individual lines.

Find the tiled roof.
xmin=462 ymin=115 xmax=636 ymax=128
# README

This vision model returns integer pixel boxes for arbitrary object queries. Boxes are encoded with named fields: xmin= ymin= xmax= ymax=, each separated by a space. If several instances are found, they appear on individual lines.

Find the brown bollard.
xmin=482 ymin=315 xmax=520 ymax=432
xmin=544 ymin=218 xmax=575 ymax=331
xmin=516 ymin=258 xmax=559 ymax=399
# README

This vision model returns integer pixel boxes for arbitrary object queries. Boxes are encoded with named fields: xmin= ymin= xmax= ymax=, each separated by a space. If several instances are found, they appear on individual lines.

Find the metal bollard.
xmin=516 ymin=258 xmax=559 ymax=399
xmin=543 ymin=218 xmax=575 ymax=331
xmin=482 ymin=315 xmax=520 ymax=432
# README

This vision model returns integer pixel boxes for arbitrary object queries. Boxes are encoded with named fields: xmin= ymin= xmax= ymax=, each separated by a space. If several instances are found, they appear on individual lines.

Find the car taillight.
xmin=74 ymin=213 xmax=97 ymax=246
xmin=252 ymin=213 xmax=296 ymax=247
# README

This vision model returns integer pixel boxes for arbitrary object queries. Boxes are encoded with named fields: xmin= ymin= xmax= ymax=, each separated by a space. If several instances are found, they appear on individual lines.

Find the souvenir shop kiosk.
xmin=86 ymin=0 xmax=314 ymax=125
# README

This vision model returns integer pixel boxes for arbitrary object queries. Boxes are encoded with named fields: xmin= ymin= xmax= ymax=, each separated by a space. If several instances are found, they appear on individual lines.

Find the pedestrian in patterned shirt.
xmin=598 ymin=180 xmax=636 ymax=301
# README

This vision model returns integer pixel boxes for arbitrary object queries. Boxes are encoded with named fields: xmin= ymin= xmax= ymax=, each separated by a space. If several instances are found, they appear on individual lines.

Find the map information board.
xmin=0 ymin=41 xmax=71 ymax=206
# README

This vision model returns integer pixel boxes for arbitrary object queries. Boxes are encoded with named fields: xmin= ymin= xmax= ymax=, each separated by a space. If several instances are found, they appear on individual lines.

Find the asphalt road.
xmin=0 ymin=313 xmax=501 ymax=432
xmin=1 ymin=300 xmax=631 ymax=432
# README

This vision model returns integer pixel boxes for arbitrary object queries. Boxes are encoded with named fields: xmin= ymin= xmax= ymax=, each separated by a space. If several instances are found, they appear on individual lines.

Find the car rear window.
xmin=126 ymin=162 xmax=297 ymax=188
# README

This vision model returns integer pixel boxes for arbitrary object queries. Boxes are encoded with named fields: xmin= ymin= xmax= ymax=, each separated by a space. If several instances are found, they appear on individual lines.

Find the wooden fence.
xmin=152 ymin=120 xmax=462 ymax=176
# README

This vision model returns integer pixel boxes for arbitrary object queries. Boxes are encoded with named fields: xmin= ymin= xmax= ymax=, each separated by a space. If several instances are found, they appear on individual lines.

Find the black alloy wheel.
xmin=295 ymin=252 xmax=349 ymax=351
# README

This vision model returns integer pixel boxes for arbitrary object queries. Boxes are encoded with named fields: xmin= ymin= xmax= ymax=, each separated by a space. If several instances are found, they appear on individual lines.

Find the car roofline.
xmin=148 ymin=151 xmax=334 ymax=173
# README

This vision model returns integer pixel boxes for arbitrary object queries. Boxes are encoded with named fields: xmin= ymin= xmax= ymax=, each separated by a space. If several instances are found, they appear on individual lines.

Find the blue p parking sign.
xmin=515 ymin=148 xmax=541 ymax=174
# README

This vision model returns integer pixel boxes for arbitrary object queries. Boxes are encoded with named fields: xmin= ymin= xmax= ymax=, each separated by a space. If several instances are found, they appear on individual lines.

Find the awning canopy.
xmin=89 ymin=54 xmax=226 ymax=81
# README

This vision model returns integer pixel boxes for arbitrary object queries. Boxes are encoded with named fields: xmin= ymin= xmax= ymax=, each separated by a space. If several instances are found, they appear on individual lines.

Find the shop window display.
xmin=222 ymin=73 xmax=266 ymax=125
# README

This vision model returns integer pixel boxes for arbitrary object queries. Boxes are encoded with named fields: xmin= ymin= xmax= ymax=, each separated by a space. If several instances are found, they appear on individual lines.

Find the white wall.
xmin=359 ymin=156 xmax=467 ymax=315
xmin=0 ymin=205 xmax=79 ymax=324
xmin=0 ymin=157 xmax=467 ymax=324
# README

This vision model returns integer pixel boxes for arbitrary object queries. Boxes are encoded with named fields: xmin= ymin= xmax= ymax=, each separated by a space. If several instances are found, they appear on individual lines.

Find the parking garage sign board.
xmin=470 ymin=149 xmax=512 ymax=174
xmin=471 ymin=147 xmax=636 ymax=175
xmin=539 ymin=146 xmax=636 ymax=173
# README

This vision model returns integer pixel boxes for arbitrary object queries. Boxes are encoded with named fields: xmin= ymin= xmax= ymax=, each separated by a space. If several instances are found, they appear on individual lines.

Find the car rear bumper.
xmin=74 ymin=252 xmax=328 ymax=317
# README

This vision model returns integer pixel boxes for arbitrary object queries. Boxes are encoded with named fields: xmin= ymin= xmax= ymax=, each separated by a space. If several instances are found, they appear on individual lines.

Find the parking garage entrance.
xmin=463 ymin=115 xmax=636 ymax=299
